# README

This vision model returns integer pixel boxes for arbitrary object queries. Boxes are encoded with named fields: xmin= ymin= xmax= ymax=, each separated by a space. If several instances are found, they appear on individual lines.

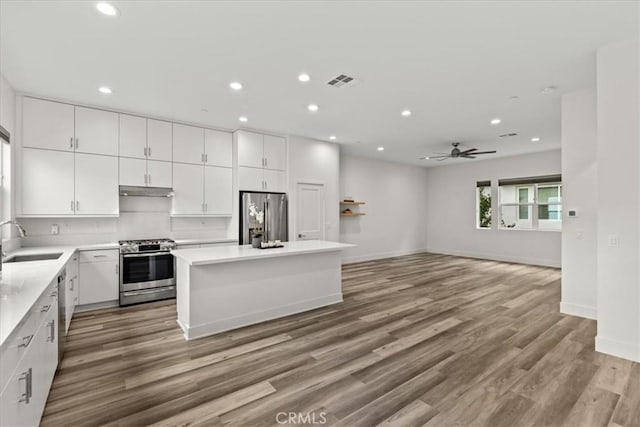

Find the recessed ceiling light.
xmin=201 ymin=108 xmax=208 ymax=113
xmin=98 ymin=86 xmax=112 ymax=94
xmin=540 ymin=86 xmax=557 ymax=94
xmin=329 ymin=135 xmax=337 ymax=140
xmin=96 ymin=2 xmax=118 ymax=16
xmin=229 ymin=82 xmax=243 ymax=91
xmin=531 ymin=137 xmax=540 ymax=142
xmin=490 ymin=118 xmax=501 ymax=125
xmin=307 ymin=104 xmax=319 ymax=112
xmin=239 ymin=116 xmax=248 ymax=122
xmin=377 ymin=146 xmax=384 ymax=151
xmin=401 ymin=109 xmax=412 ymax=117
xmin=298 ymin=73 xmax=311 ymax=82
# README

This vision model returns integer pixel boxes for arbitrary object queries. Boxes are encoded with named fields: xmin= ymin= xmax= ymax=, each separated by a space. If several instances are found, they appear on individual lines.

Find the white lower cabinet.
xmin=78 ymin=250 xmax=119 ymax=306
xmin=238 ymin=166 xmax=286 ymax=193
xmin=0 ymin=290 xmax=58 ymax=427
xmin=64 ymin=252 xmax=79 ymax=334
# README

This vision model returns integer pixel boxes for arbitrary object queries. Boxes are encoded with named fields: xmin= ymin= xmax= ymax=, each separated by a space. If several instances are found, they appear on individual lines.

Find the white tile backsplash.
xmin=20 ymin=196 xmax=235 ymax=247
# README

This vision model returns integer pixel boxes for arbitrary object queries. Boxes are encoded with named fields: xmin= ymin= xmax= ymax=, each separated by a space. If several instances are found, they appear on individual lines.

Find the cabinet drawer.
xmin=79 ymin=249 xmax=118 ymax=264
xmin=0 ymin=283 xmax=57 ymax=395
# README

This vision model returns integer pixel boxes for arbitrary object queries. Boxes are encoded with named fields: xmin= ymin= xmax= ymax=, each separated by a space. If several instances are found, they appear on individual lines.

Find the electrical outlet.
xmin=608 ymin=234 xmax=620 ymax=247
xmin=50 ymin=224 xmax=59 ymax=235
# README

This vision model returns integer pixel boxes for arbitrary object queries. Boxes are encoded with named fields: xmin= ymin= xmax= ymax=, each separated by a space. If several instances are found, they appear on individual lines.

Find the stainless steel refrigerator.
xmin=239 ymin=191 xmax=288 ymax=244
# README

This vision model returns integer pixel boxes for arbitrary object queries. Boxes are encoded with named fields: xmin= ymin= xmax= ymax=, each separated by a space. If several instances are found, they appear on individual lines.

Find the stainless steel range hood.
xmin=119 ymin=186 xmax=175 ymax=198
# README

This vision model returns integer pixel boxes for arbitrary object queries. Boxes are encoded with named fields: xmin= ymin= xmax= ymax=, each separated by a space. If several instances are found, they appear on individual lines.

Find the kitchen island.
xmin=171 ymin=240 xmax=354 ymax=340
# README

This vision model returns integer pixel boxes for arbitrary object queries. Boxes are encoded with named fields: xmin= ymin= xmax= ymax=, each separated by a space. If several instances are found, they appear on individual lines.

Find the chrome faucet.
xmin=1 ymin=221 xmax=27 ymax=278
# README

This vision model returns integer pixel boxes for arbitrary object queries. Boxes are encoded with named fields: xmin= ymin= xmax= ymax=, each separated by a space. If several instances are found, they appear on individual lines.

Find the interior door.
xmin=74 ymin=106 xmax=119 ymax=156
xmin=295 ymin=183 xmax=325 ymax=240
xmin=172 ymin=163 xmax=204 ymax=215
xmin=22 ymin=148 xmax=75 ymax=215
xmin=119 ymin=114 xmax=147 ymax=159
xmin=75 ymin=153 xmax=119 ymax=215
xmin=22 ymin=97 xmax=75 ymax=152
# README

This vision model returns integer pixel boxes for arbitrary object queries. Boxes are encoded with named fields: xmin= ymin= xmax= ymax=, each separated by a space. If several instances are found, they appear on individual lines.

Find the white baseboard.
xmin=425 ymin=247 xmax=561 ymax=268
xmin=560 ymin=302 xmax=597 ymax=320
xmin=183 ymin=294 xmax=343 ymax=340
xmin=75 ymin=300 xmax=119 ymax=313
xmin=595 ymin=335 xmax=640 ymax=362
xmin=342 ymin=248 xmax=429 ymax=264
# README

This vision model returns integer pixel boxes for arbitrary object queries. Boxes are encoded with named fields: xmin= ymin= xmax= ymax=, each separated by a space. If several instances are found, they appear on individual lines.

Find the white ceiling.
xmin=1 ymin=1 xmax=637 ymax=166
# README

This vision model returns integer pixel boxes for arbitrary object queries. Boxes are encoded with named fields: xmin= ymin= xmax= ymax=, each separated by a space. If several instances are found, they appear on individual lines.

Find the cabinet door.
xmin=78 ymin=261 xmax=119 ymax=305
xmin=22 ymin=148 xmax=75 ymax=215
xmin=204 ymin=129 xmax=232 ymax=167
xmin=173 ymin=124 xmax=204 ymax=165
xmin=119 ymin=157 xmax=147 ymax=187
xmin=22 ymin=97 xmax=75 ymax=152
xmin=119 ymin=114 xmax=147 ymax=159
xmin=0 ymin=341 xmax=39 ymax=427
xmin=32 ymin=302 xmax=58 ymax=413
xmin=147 ymin=119 xmax=172 ymax=162
xmin=75 ymin=154 xmax=119 ymax=215
xmin=237 ymin=131 xmax=264 ymax=168
xmin=264 ymin=169 xmax=286 ymax=193
xmin=172 ymin=163 xmax=204 ymax=215
xmin=74 ymin=106 xmax=118 ymax=156
xmin=238 ymin=166 xmax=264 ymax=192
xmin=204 ymin=166 xmax=232 ymax=215
xmin=147 ymin=160 xmax=172 ymax=188
xmin=263 ymin=135 xmax=286 ymax=171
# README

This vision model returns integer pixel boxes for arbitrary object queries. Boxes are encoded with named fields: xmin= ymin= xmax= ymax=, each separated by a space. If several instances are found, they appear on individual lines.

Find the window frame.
xmin=498 ymin=181 xmax=562 ymax=232
xmin=476 ymin=183 xmax=492 ymax=230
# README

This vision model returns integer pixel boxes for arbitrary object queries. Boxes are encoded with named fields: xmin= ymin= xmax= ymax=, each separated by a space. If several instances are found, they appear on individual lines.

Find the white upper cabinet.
xmin=22 ymin=97 xmax=75 ymax=152
xmin=75 ymin=153 xmax=119 ymax=215
xmin=237 ymin=167 xmax=264 ymax=192
xmin=119 ymin=157 xmax=147 ymax=187
xmin=263 ymin=169 xmax=287 ymax=193
xmin=119 ymin=114 xmax=147 ymax=159
xmin=173 ymin=124 xmax=204 ymax=165
xmin=204 ymin=166 xmax=232 ymax=215
xmin=237 ymin=131 xmax=264 ymax=168
xmin=172 ymin=163 xmax=204 ymax=215
xmin=263 ymin=135 xmax=286 ymax=171
xmin=204 ymin=129 xmax=232 ymax=168
xmin=147 ymin=160 xmax=172 ymax=188
xmin=147 ymin=119 xmax=172 ymax=162
xmin=22 ymin=148 xmax=75 ymax=215
xmin=74 ymin=107 xmax=118 ymax=156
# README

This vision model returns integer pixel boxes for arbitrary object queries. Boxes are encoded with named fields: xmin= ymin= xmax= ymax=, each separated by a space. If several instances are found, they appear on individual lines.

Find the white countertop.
xmin=0 ymin=246 xmax=77 ymax=347
xmin=172 ymin=240 xmax=354 ymax=266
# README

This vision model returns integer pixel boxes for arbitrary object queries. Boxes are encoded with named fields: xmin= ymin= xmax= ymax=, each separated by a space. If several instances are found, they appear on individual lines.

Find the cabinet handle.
xmin=116 ymin=264 xmax=119 ymax=275
xmin=69 ymin=137 xmax=74 ymax=149
xmin=75 ymin=138 xmax=79 ymax=149
xmin=18 ymin=335 xmax=33 ymax=348
xmin=70 ymin=277 xmax=74 ymax=291
xmin=204 ymin=203 xmax=208 ymax=212
xmin=40 ymin=304 xmax=51 ymax=312
xmin=18 ymin=368 xmax=32 ymax=404
xmin=49 ymin=290 xmax=57 ymax=298
xmin=47 ymin=320 xmax=55 ymax=343
xmin=148 ymin=174 xmax=151 ymax=185
xmin=76 ymin=201 xmax=80 ymax=211
xmin=144 ymin=147 xmax=148 ymax=157
xmin=144 ymin=174 xmax=147 ymax=185
xmin=265 ymin=157 xmax=268 ymax=168
xmin=148 ymin=147 xmax=151 ymax=157
xmin=93 ymin=254 xmax=108 ymax=258
xmin=205 ymin=154 xmax=208 ymax=163
xmin=71 ymin=200 xmax=74 ymax=212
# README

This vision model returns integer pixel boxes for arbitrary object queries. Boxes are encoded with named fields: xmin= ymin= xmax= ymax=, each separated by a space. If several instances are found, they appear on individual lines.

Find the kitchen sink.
xmin=3 ymin=253 xmax=63 ymax=263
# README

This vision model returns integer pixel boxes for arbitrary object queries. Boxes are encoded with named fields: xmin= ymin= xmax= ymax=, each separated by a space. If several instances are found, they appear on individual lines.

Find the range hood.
xmin=119 ymin=186 xmax=175 ymax=198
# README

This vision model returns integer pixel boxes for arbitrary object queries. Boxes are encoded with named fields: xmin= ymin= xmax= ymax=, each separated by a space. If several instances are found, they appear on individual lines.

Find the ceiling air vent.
xmin=327 ymin=74 xmax=356 ymax=88
xmin=499 ymin=133 xmax=518 ymax=138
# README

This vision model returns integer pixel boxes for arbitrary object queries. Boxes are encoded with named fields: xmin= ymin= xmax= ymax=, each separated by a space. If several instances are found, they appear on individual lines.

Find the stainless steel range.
xmin=119 ymin=238 xmax=176 ymax=306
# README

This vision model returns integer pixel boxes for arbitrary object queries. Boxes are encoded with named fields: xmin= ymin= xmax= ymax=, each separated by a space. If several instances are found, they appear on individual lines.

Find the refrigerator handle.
xmin=264 ymin=199 xmax=269 ymax=242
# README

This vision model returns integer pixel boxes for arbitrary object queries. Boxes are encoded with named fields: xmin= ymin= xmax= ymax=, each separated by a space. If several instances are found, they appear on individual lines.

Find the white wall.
xmin=426 ymin=150 xmax=562 ymax=267
xmin=288 ymin=136 xmax=340 ymax=243
xmin=339 ymin=154 xmax=429 ymax=263
xmin=595 ymin=38 xmax=640 ymax=362
xmin=560 ymin=87 xmax=598 ymax=320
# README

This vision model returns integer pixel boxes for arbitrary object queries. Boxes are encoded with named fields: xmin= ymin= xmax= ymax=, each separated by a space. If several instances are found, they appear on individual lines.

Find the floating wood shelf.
xmin=341 ymin=212 xmax=366 ymax=216
xmin=340 ymin=201 xmax=366 ymax=205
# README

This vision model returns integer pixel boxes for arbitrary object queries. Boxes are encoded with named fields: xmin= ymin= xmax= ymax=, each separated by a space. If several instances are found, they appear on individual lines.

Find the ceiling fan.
xmin=420 ymin=142 xmax=496 ymax=161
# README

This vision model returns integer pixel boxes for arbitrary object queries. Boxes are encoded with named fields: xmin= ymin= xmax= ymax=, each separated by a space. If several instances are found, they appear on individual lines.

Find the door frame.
xmin=293 ymin=180 xmax=326 ymax=241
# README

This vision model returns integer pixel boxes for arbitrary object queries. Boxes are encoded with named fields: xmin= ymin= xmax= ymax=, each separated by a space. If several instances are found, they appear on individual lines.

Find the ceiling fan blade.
xmin=471 ymin=151 xmax=497 ymax=155
xmin=436 ymin=157 xmax=450 ymax=162
xmin=459 ymin=148 xmax=478 ymax=155
xmin=420 ymin=155 xmax=451 ymax=160
xmin=462 ymin=155 xmax=477 ymax=159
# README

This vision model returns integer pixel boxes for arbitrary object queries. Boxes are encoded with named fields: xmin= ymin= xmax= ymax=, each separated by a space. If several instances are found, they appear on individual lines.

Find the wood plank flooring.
xmin=41 ymin=253 xmax=640 ymax=426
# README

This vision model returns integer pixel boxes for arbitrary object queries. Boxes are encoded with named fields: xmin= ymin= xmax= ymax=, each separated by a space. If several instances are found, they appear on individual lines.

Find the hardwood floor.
xmin=41 ymin=253 xmax=640 ymax=427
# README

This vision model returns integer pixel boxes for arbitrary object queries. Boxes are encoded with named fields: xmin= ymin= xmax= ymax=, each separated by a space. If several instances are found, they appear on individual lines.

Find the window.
xmin=476 ymin=181 xmax=492 ymax=229
xmin=498 ymin=175 xmax=562 ymax=231
xmin=0 ymin=125 xmax=10 ymax=228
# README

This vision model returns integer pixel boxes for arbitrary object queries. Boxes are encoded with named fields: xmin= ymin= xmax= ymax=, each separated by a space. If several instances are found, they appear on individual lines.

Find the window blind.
xmin=498 ymin=174 xmax=561 ymax=186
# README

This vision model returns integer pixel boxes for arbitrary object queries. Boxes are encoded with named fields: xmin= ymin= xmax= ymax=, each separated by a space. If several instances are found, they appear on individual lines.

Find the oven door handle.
xmin=122 ymin=252 xmax=172 ymax=258
xmin=122 ymin=287 xmax=175 ymax=297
